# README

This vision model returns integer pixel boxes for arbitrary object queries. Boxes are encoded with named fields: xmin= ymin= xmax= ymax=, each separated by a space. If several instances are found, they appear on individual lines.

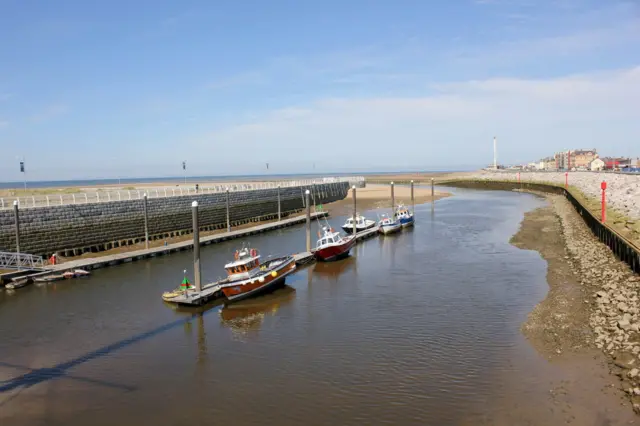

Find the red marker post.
xmin=517 ymin=172 xmax=521 ymax=184
xmin=601 ymin=181 xmax=607 ymax=223
xmin=565 ymin=172 xmax=568 ymax=190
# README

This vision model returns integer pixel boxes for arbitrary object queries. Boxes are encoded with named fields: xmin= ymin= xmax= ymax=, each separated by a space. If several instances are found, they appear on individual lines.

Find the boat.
xmin=73 ymin=269 xmax=91 ymax=277
xmin=341 ymin=214 xmax=376 ymax=234
xmin=218 ymin=247 xmax=297 ymax=303
xmin=378 ymin=214 xmax=402 ymax=234
xmin=5 ymin=277 xmax=29 ymax=290
xmin=34 ymin=274 xmax=66 ymax=283
xmin=395 ymin=204 xmax=415 ymax=228
xmin=314 ymin=226 xmax=356 ymax=262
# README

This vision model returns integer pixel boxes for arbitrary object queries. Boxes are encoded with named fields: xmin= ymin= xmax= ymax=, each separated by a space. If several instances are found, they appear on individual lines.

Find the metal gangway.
xmin=0 ymin=251 xmax=47 ymax=271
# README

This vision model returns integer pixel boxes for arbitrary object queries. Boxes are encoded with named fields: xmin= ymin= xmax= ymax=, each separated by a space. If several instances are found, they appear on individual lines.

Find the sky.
xmin=0 ymin=0 xmax=639 ymax=181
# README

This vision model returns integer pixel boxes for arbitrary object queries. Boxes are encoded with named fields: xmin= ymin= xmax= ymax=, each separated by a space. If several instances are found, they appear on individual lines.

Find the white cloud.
xmin=199 ymin=66 xmax=640 ymax=170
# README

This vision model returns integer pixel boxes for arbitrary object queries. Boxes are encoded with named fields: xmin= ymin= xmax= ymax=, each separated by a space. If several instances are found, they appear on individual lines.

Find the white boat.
xmin=378 ymin=214 xmax=401 ymax=234
xmin=342 ymin=214 xmax=376 ymax=234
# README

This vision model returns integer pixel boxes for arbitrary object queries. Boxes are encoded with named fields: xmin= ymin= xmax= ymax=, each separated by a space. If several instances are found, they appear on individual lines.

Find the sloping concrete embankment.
xmin=0 ymin=182 xmax=349 ymax=256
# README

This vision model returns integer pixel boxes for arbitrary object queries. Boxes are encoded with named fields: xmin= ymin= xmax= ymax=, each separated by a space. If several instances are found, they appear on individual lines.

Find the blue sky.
xmin=0 ymin=0 xmax=639 ymax=181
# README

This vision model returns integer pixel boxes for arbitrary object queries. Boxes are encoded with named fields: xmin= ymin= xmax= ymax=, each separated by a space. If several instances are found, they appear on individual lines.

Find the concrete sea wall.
xmin=0 ymin=182 xmax=349 ymax=256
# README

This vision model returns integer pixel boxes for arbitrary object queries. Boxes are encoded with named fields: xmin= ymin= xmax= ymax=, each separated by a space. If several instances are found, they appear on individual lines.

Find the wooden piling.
xmin=13 ymin=201 xmax=20 ymax=255
xmin=143 ymin=193 xmax=149 ymax=250
xmin=305 ymin=190 xmax=311 ymax=252
xmin=225 ymin=188 xmax=231 ymax=233
xmin=352 ymin=185 xmax=357 ymax=235
xmin=192 ymin=201 xmax=202 ymax=292
xmin=391 ymin=182 xmax=395 ymax=215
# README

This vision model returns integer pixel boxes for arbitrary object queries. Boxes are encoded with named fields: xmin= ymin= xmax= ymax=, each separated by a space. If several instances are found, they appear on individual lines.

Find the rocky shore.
xmin=516 ymin=191 xmax=640 ymax=415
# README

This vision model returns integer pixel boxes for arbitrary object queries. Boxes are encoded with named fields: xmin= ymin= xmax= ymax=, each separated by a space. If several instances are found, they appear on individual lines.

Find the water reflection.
xmin=312 ymin=256 xmax=356 ymax=280
xmin=219 ymin=285 xmax=296 ymax=338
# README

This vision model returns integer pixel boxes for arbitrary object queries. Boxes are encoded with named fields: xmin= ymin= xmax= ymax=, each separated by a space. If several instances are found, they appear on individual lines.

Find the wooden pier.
xmin=1 ymin=212 xmax=329 ymax=286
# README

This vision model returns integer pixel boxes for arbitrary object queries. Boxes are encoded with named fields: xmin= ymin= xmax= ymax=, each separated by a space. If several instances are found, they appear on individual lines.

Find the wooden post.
xmin=225 ymin=188 xmax=231 ymax=232
xmin=305 ymin=190 xmax=311 ymax=252
xmin=192 ymin=201 xmax=202 ymax=293
xmin=390 ymin=181 xmax=395 ymax=216
xmin=352 ymin=186 xmax=357 ymax=236
xmin=13 ymin=201 xmax=20 ymax=255
xmin=277 ymin=185 xmax=281 ymax=221
xmin=431 ymin=178 xmax=434 ymax=199
xmin=143 ymin=193 xmax=149 ymax=249
xmin=411 ymin=180 xmax=415 ymax=214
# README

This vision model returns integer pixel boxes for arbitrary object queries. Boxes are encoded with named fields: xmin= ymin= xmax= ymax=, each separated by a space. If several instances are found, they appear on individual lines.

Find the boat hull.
xmin=342 ymin=222 xmax=376 ymax=234
xmin=314 ymin=236 xmax=356 ymax=262
xmin=379 ymin=223 xmax=402 ymax=234
xmin=399 ymin=216 xmax=415 ymax=228
xmin=221 ymin=256 xmax=297 ymax=303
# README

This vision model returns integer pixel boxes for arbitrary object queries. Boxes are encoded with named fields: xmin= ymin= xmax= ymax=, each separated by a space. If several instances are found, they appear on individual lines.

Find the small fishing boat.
xmin=219 ymin=247 xmax=296 ymax=303
xmin=378 ymin=214 xmax=402 ymax=235
xmin=314 ymin=226 xmax=356 ymax=262
xmin=396 ymin=204 xmax=415 ymax=228
xmin=5 ymin=277 xmax=29 ymax=290
xmin=73 ymin=269 xmax=91 ymax=277
xmin=341 ymin=214 xmax=376 ymax=234
xmin=34 ymin=274 xmax=66 ymax=283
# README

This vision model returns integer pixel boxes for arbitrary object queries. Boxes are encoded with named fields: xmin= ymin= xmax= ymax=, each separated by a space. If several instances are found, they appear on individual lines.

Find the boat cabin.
xmin=379 ymin=214 xmax=396 ymax=225
xmin=316 ymin=227 xmax=344 ymax=249
xmin=224 ymin=247 xmax=261 ymax=281
xmin=344 ymin=215 xmax=366 ymax=227
xmin=396 ymin=209 xmax=411 ymax=219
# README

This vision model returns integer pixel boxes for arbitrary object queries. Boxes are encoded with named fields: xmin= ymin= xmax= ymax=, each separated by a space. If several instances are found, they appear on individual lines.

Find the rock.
xmin=634 ymin=403 xmax=640 ymax=414
xmin=629 ymin=368 xmax=639 ymax=378
xmin=618 ymin=302 xmax=630 ymax=313
xmin=597 ymin=291 xmax=607 ymax=298
xmin=614 ymin=351 xmax=637 ymax=369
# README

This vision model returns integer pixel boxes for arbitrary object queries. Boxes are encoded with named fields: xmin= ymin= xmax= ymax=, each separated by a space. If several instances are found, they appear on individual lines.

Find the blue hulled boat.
xmin=395 ymin=204 xmax=414 ymax=228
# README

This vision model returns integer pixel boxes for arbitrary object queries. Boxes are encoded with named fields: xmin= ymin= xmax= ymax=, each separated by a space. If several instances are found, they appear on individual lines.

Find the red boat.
xmin=313 ymin=226 xmax=356 ymax=262
xmin=219 ymin=247 xmax=297 ymax=303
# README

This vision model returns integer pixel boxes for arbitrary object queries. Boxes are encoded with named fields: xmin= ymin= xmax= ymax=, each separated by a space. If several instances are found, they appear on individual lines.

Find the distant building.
xmin=590 ymin=158 xmax=605 ymax=171
xmin=602 ymin=157 xmax=631 ymax=170
xmin=538 ymin=156 xmax=555 ymax=170
xmin=554 ymin=149 xmax=597 ymax=170
xmin=572 ymin=149 xmax=597 ymax=169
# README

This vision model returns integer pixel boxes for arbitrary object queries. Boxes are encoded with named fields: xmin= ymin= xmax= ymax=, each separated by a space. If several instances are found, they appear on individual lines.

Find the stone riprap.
xmin=463 ymin=171 xmax=640 ymax=221
xmin=0 ymin=182 xmax=349 ymax=256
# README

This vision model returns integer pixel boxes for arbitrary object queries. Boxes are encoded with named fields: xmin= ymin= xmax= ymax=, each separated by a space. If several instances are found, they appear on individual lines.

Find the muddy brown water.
xmin=0 ymin=188 xmax=632 ymax=425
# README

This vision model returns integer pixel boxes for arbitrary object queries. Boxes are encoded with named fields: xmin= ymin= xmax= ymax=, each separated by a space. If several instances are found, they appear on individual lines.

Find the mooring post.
xmin=601 ymin=181 xmax=607 ymax=223
xmin=277 ymin=185 xmax=281 ymax=221
xmin=352 ymin=185 xmax=357 ymax=236
xmin=143 ymin=193 xmax=149 ymax=249
xmin=13 ymin=201 xmax=20 ymax=255
xmin=305 ymin=190 xmax=311 ymax=252
xmin=226 ymin=188 xmax=231 ymax=232
xmin=411 ymin=180 xmax=415 ymax=215
xmin=192 ymin=201 xmax=202 ymax=293
xmin=390 ymin=181 xmax=395 ymax=216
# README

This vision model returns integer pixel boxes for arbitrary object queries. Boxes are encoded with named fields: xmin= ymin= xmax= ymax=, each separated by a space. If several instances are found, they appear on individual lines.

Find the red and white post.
xmin=565 ymin=172 xmax=568 ymax=190
xmin=517 ymin=172 xmax=521 ymax=184
xmin=601 ymin=181 xmax=607 ymax=223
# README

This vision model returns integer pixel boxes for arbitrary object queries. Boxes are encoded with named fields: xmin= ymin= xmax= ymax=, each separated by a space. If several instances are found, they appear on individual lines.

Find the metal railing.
xmin=1 ymin=176 xmax=365 ymax=210
xmin=0 ymin=251 xmax=46 ymax=270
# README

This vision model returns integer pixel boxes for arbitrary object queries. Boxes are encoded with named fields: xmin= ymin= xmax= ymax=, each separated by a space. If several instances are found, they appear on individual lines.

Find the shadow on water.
xmin=0 ymin=305 xmax=222 ymax=399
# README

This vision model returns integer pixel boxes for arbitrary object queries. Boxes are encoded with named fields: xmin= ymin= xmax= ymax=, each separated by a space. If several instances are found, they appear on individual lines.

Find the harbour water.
xmin=0 ymin=188 xmax=603 ymax=425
